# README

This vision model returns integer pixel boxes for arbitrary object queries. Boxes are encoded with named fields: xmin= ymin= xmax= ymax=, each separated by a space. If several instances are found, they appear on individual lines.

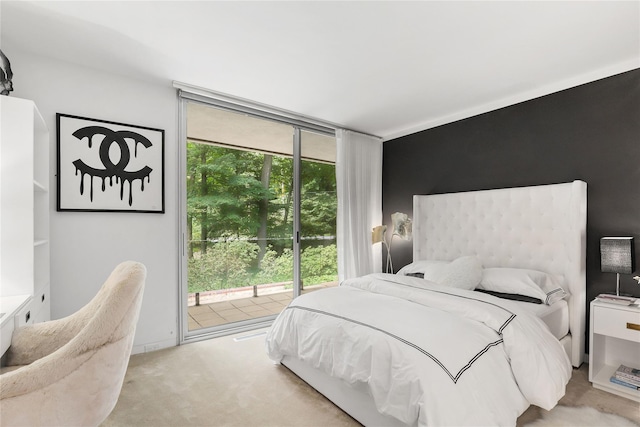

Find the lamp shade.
xmin=600 ymin=237 xmax=635 ymax=274
xmin=391 ymin=212 xmax=412 ymax=241
xmin=371 ymin=225 xmax=386 ymax=245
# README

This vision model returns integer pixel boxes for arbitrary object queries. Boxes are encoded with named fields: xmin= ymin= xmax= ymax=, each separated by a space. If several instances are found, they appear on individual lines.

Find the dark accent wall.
xmin=383 ymin=69 xmax=640 ymax=348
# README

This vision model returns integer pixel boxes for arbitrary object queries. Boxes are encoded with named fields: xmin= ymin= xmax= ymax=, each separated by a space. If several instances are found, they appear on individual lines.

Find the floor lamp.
xmin=388 ymin=212 xmax=413 ymax=273
xmin=372 ymin=225 xmax=390 ymax=272
xmin=373 ymin=213 xmax=413 ymax=274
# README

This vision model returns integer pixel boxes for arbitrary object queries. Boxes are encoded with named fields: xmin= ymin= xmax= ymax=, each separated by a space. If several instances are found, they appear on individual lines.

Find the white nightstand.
xmin=589 ymin=299 xmax=640 ymax=402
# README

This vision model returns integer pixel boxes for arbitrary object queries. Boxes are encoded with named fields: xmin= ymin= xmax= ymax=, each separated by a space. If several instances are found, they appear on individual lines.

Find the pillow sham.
xmin=474 ymin=289 xmax=543 ymax=304
xmin=396 ymin=260 xmax=447 ymax=276
xmin=477 ymin=267 xmax=568 ymax=305
xmin=399 ymin=256 xmax=482 ymax=290
xmin=422 ymin=256 xmax=483 ymax=290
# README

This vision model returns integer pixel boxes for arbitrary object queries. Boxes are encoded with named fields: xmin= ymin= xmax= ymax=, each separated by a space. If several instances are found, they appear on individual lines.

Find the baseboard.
xmin=132 ymin=337 xmax=177 ymax=355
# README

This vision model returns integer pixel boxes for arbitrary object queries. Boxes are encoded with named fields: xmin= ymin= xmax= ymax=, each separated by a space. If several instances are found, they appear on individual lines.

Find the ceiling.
xmin=1 ymin=1 xmax=638 ymax=141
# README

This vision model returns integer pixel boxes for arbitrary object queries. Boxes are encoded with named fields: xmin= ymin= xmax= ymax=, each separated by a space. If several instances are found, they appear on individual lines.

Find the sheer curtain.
xmin=336 ymin=129 xmax=383 ymax=281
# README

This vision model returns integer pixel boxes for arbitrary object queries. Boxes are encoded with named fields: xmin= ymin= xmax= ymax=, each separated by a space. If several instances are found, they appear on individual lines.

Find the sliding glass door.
xmin=300 ymin=130 xmax=338 ymax=293
xmin=181 ymin=100 xmax=336 ymax=340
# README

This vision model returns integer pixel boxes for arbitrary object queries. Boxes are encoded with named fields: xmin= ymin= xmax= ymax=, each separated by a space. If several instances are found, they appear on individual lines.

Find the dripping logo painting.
xmin=57 ymin=114 xmax=164 ymax=213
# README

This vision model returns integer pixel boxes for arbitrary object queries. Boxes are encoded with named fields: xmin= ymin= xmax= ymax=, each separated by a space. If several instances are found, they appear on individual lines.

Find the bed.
xmin=266 ymin=180 xmax=587 ymax=426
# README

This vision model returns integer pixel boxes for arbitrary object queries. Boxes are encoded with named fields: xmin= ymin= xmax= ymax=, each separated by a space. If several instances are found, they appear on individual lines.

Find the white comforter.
xmin=265 ymin=274 xmax=572 ymax=426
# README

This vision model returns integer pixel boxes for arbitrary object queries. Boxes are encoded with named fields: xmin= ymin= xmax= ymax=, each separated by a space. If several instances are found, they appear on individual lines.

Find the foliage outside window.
xmin=186 ymin=141 xmax=337 ymax=294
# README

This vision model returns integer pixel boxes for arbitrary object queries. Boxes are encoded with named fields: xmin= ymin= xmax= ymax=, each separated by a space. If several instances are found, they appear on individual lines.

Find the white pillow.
xmin=396 ymin=260 xmax=446 ymax=276
xmin=477 ymin=268 xmax=568 ymax=305
xmin=422 ymin=256 xmax=483 ymax=290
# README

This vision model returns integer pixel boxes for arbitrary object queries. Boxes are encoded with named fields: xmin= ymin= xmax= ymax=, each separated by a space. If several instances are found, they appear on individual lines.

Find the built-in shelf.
xmin=0 ymin=96 xmax=51 ymax=327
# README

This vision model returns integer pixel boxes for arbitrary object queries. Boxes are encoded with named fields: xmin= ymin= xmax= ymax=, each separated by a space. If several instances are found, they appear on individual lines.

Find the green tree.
xmin=186 ymin=141 xmax=338 ymax=294
xmin=186 ymin=142 xmax=272 ymax=256
xmin=301 ymin=161 xmax=337 ymax=238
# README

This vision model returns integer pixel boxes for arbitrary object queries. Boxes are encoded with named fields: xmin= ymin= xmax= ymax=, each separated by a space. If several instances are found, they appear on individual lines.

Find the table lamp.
xmin=600 ymin=237 xmax=635 ymax=296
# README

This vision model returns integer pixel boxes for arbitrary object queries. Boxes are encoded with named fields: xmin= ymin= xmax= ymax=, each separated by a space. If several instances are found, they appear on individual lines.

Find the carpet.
xmin=105 ymin=330 xmax=640 ymax=426
xmin=525 ymin=405 xmax=639 ymax=427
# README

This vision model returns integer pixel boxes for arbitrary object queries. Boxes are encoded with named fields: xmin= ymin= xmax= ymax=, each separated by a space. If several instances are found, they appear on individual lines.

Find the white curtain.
xmin=336 ymin=129 xmax=383 ymax=281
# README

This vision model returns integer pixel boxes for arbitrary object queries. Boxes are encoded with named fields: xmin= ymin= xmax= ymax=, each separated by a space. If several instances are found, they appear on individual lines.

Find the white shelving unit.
xmin=0 ymin=96 xmax=51 ymax=328
xmin=589 ymin=299 xmax=640 ymax=402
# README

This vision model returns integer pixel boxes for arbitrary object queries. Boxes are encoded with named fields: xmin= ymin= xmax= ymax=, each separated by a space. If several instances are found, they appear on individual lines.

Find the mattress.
xmin=511 ymin=299 xmax=569 ymax=340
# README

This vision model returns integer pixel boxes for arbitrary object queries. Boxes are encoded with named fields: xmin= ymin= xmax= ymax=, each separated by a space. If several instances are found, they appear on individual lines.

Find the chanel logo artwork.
xmin=72 ymin=126 xmax=153 ymax=205
xmin=57 ymin=114 xmax=164 ymax=213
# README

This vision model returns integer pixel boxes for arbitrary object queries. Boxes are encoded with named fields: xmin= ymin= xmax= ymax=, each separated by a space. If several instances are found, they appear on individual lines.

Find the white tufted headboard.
xmin=413 ymin=180 xmax=587 ymax=367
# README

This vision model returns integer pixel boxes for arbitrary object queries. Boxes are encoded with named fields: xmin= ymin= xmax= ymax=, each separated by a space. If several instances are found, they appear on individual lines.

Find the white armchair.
xmin=0 ymin=261 xmax=146 ymax=427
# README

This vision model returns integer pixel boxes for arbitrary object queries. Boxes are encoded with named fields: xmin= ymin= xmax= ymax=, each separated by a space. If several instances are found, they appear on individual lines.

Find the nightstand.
xmin=589 ymin=299 xmax=640 ymax=402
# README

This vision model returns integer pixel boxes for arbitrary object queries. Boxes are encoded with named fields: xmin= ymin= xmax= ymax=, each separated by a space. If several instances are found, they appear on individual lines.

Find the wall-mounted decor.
xmin=0 ymin=48 xmax=14 ymax=96
xmin=57 ymin=114 xmax=165 ymax=213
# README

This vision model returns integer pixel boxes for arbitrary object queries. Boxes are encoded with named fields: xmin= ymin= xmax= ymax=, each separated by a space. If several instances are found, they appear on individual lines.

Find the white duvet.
xmin=266 ymin=274 xmax=572 ymax=426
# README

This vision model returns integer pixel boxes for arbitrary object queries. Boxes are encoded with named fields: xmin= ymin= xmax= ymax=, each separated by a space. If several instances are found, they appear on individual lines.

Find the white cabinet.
xmin=0 ymin=96 xmax=50 ymax=326
xmin=0 ymin=295 xmax=30 ymax=356
xmin=589 ymin=300 xmax=640 ymax=402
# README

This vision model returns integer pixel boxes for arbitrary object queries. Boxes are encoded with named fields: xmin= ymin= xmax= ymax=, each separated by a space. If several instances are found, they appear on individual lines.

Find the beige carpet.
xmin=103 ymin=329 xmax=640 ymax=426
xmin=523 ymin=405 xmax=639 ymax=426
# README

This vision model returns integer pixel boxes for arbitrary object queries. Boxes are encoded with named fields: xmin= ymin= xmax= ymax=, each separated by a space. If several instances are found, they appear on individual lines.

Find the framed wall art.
xmin=57 ymin=114 xmax=165 ymax=213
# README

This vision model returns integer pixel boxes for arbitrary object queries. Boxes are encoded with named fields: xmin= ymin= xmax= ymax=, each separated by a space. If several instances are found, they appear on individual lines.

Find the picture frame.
xmin=57 ymin=114 xmax=165 ymax=213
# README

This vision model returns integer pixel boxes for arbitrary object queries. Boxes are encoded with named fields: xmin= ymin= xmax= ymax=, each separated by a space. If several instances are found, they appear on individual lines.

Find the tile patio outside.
xmin=187 ymin=282 xmax=337 ymax=331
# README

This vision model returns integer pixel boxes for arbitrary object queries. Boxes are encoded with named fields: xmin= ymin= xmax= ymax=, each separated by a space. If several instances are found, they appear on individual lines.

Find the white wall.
xmin=6 ymin=49 xmax=179 ymax=353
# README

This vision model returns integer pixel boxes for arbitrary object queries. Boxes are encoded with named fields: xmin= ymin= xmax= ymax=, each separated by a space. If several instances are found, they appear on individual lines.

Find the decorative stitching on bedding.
xmin=376 ymin=278 xmax=517 ymax=333
xmin=287 ymin=305 xmax=504 ymax=384
xmin=498 ymin=314 xmax=516 ymax=334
